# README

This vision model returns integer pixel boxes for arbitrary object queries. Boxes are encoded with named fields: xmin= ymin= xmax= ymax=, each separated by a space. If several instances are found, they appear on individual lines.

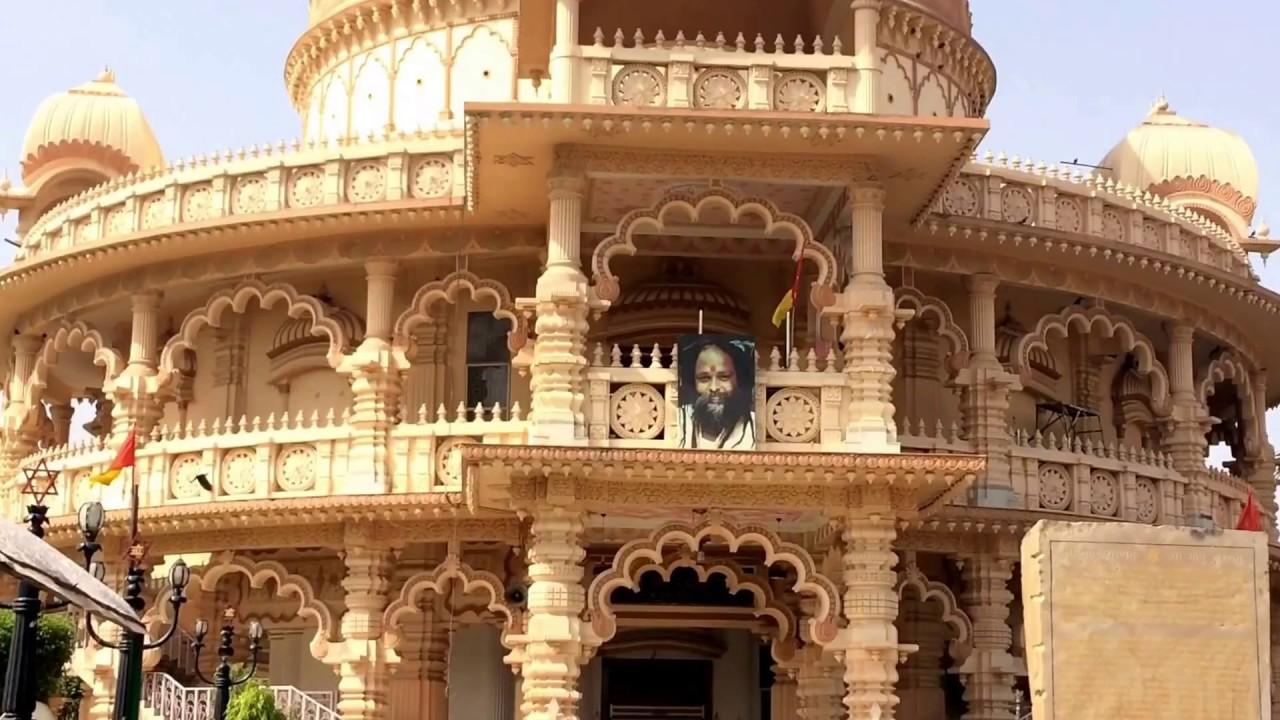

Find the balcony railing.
xmin=143 ymin=672 xmax=336 ymax=720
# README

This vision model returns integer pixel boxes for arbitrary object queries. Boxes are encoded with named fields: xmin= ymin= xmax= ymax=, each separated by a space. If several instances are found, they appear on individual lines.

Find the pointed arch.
xmin=897 ymin=561 xmax=973 ymax=663
xmin=589 ymin=555 xmax=797 ymax=654
xmin=157 ymin=279 xmax=357 ymax=389
xmin=590 ymin=189 xmax=840 ymax=312
xmin=585 ymin=519 xmax=840 ymax=647
xmin=383 ymin=554 xmax=519 ymax=650
xmin=894 ymin=287 xmax=971 ymax=357
xmin=21 ymin=320 xmax=126 ymax=409
xmin=1012 ymin=306 xmax=1171 ymax=414
xmin=392 ymin=270 xmax=527 ymax=354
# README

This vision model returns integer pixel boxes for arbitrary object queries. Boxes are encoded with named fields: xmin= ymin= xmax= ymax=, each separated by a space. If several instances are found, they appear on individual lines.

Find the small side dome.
xmin=21 ymin=70 xmax=165 ymax=186
xmin=269 ymin=300 xmax=365 ymax=360
xmin=600 ymin=259 xmax=752 ymax=347
xmin=1099 ymin=98 xmax=1259 ymax=237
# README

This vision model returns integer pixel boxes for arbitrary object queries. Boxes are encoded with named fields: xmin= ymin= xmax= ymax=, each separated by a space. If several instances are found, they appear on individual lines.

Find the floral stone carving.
xmin=1038 ymin=463 xmax=1071 ymax=511
xmin=609 ymin=383 xmax=665 ymax=440
xmin=765 ymin=388 xmax=819 ymax=443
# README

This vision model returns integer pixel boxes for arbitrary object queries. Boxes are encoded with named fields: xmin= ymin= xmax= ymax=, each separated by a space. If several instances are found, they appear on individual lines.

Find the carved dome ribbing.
xmin=601 ymin=259 xmax=752 ymax=343
xmin=269 ymin=300 xmax=365 ymax=359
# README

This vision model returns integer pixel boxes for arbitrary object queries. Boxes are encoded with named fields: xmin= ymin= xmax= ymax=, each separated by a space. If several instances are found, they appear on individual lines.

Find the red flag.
xmin=1235 ymin=488 xmax=1263 ymax=532
xmin=90 ymin=429 xmax=136 ymax=486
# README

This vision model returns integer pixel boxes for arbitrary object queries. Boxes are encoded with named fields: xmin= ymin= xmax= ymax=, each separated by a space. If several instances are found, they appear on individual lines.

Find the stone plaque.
xmin=1022 ymin=521 xmax=1270 ymax=720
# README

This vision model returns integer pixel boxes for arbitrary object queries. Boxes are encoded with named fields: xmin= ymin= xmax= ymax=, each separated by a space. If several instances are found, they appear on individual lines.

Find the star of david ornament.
xmin=21 ymin=458 xmax=60 ymax=505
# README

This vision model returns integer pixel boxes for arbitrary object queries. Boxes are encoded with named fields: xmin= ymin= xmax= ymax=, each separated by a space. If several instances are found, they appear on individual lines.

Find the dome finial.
xmin=96 ymin=66 xmax=115 ymax=84
xmin=1150 ymin=94 xmax=1171 ymax=115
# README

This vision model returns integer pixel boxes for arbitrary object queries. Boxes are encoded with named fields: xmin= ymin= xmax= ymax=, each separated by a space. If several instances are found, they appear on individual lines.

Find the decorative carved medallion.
xmin=288 ymin=168 xmax=325 ymax=208
xmin=1089 ymin=470 xmax=1119 ymax=516
xmin=941 ymin=179 xmax=979 ymax=216
xmin=347 ymin=162 xmax=387 ymax=203
xmin=140 ymin=195 xmax=166 ymax=229
xmin=1135 ymin=478 xmax=1159 ymax=523
xmin=611 ymin=65 xmax=664 ymax=107
xmin=411 ymin=158 xmax=452 ymax=199
xmin=232 ymin=176 xmax=269 ymax=215
xmin=220 ymin=449 xmax=257 ymax=495
xmin=693 ymin=69 xmax=745 ymax=110
xmin=275 ymin=445 xmax=317 ymax=492
xmin=1055 ymin=197 xmax=1082 ymax=232
xmin=773 ymin=72 xmax=825 ymax=112
xmin=609 ymin=383 xmax=665 ymax=440
xmin=1142 ymin=220 xmax=1160 ymax=248
xmin=1038 ymin=463 xmax=1071 ymax=511
xmin=182 ymin=185 xmax=214 ymax=222
xmin=1101 ymin=208 xmax=1126 ymax=241
xmin=1001 ymin=186 xmax=1033 ymax=224
xmin=435 ymin=437 xmax=477 ymax=488
xmin=170 ymin=453 xmax=205 ymax=499
xmin=765 ymin=388 xmax=819 ymax=443
xmin=105 ymin=206 xmax=130 ymax=236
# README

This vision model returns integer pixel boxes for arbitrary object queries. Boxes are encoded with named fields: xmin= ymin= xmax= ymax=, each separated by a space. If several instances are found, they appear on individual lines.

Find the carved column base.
xmin=835 ymin=281 xmax=907 ymax=454
xmin=339 ymin=340 xmax=406 ymax=495
xmin=794 ymin=646 xmax=844 ymax=720
xmin=528 ymin=267 xmax=590 ymax=446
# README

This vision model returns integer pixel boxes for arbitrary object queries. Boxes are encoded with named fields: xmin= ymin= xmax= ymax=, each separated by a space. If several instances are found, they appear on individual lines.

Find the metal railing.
xmin=142 ymin=673 xmax=337 ymax=720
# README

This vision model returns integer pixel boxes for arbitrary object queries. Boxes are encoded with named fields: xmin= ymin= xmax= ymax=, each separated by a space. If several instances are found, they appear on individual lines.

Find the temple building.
xmin=0 ymin=1 xmax=1277 ymax=719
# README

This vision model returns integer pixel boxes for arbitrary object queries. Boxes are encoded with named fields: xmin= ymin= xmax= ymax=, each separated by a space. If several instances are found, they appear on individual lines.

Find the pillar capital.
xmin=365 ymin=257 xmax=399 ymax=279
xmin=130 ymin=289 xmax=163 ymax=311
xmin=850 ymin=182 xmax=886 ymax=208
xmin=964 ymin=272 xmax=1000 ymax=297
xmin=11 ymin=333 xmax=42 ymax=356
xmin=546 ymin=172 xmax=587 ymax=199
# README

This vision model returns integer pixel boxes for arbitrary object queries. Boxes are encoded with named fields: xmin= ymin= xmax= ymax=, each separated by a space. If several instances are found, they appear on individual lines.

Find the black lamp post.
xmin=77 ymin=500 xmax=191 ymax=720
xmin=191 ymin=609 xmax=263 ymax=720
xmin=0 ymin=459 xmax=64 ymax=720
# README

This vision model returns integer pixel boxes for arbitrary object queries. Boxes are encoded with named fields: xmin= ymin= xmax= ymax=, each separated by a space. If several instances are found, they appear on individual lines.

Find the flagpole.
xmin=128 ymin=464 xmax=139 ymax=542
xmin=785 ymin=309 xmax=793 ymax=364
xmin=698 ymin=309 xmax=704 ymax=335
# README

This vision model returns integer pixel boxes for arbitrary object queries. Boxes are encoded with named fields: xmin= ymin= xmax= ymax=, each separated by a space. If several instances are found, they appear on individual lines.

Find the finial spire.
xmin=1150 ymin=94 xmax=1171 ymax=115
xmin=96 ymin=66 xmax=116 ymax=83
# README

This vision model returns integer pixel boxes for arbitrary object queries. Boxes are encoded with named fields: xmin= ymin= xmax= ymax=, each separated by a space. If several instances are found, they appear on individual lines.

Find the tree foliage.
xmin=0 ymin=611 xmax=78 ymax=701
xmin=226 ymin=680 xmax=285 ymax=720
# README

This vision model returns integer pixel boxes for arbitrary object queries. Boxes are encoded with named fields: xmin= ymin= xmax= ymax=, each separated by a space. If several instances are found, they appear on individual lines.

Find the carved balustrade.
xmin=897 ymin=416 xmax=973 ymax=454
xmin=15 ymin=138 xmax=462 ymax=264
xmin=585 ymin=342 xmax=846 ymax=450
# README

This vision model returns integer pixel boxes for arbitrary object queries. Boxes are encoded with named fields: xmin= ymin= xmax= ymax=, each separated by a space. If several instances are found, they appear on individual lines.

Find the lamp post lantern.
xmin=191 ymin=608 xmax=263 ymax=720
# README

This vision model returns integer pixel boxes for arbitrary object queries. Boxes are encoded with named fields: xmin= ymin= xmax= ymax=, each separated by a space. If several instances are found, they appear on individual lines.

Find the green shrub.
xmin=226 ymin=680 xmax=285 ymax=720
xmin=0 ymin=611 xmax=78 ymax=701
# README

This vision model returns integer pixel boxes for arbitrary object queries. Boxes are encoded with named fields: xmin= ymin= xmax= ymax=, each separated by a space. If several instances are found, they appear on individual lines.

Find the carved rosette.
xmin=609 ymin=383 xmax=664 ymax=440
xmin=1089 ymin=470 xmax=1119 ymax=516
xmin=346 ymin=161 xmax=387 ymax=202
xmin=232 ymin=175 xmax=269 ymax=214
xmin=1055 ymin=197 xmax=1082 ymax=232
xmin=1001 ymin=186 xmax=1033 ymax=224
xmin=181 ymin=184 xmax=214 ymax=222
xmin=220 ymin=449 xmax=257 ymax=495
xmin=1101 ymin=208 xmax=1126 ymax=241
xmin=410 ymin=157 xmax=452 ymax=199
xmin=105 ymin=205 xmax=130 ymax=235
xmin=772 ymin=72 xmax=825 ymax=112
xmin=435 ymin=437 xmax=476 ymax=487
xmin=611 ymin=65 xmax=664 ymax=107
xmin=693 ymin=69 xmax=745 ymax=110
xmin=765 ymin=388 xmax=819 ymax=443
xmin=140 ymin=194 xmax=166 ymax=229
xmin=288 ymin=167 xmax=324 ymax=208
xmin=941 ymin=179 xmax=979 ymax=216
xmin=1038 ymin=463 xmax=1071 ymax=511
xmin=1142 ymin=220 xmax=1161 ymax=248
xmin=170 ymin=453 xmax=205 ymax=499
xmin=1135 ymin=478 xmax=1159 ymax=523
xmin=275 ymin=444 xmax=317 ymax=492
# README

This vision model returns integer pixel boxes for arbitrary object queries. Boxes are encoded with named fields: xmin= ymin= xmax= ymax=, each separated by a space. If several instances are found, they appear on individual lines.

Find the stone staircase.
xmin=142 ymin=672 xmax=337 ymax=720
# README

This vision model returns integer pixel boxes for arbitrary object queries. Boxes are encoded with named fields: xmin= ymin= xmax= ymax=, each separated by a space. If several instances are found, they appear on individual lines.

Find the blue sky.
xmin=0 ymin=1 xmax=1276 ymax=460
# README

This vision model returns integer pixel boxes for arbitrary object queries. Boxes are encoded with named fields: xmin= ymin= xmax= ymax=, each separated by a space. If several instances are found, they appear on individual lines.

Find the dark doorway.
xmin=603 ymin=658 xmax=713 ymax=719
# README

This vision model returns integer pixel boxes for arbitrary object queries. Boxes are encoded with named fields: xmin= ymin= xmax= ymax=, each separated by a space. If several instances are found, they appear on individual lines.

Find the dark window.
xmin=466 ymin=312 xmax=510 ymax=415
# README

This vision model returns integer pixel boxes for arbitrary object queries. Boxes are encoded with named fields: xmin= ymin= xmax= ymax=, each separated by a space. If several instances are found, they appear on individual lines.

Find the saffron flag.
xmin=1236 ymin=487 xmax=1264 ymax=532
xmin=771 ymin=248 xmax=807 ymax=328
xmin=90 ymin=429 xmax=137 ymax=486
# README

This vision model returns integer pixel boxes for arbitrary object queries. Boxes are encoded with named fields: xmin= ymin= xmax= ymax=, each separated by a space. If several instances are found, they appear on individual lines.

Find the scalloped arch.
xmin=19 ymin=320 xmax=126 ymax=412
xmin=393 ymin=270 xmax=527 ymax=354
xmin=1197 ymin=351 xmax=1259 ymax=450
xmin=894 ymin=287 xmax=971 ymax=357
xmin=157 ymin=279 xmax=356 ymax=389
xmin=451 ymin=22 xmax=515 ymax=59
xmin=897 ymin=562 xmax=973 ymax=663
xmin=166 ymin=555 xmax=335 ymax=660
xmin=383 ymin=554 xmax=518 ymax=651
xmin=585 ymin=520 xmax=840 ymax=647
xmin=590 ymin=556 xmax=797 ymax=652
xmin=590 ymin=189 xmax=840 ymax=311
xmin=1013 ymin=306 xmax=1171 ymax=414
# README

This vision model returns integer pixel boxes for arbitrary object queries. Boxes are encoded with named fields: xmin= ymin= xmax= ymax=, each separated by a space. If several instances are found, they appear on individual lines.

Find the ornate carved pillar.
xmin=339 ymin=259 xmax=407 ymax=494
xmin=837 ymin=511 xmax=906 ymax=718
xmin=794 ymin=644 xmax=844 ymax=720
xmin=49 ymin=402 xmax=75 ymax=447
xmin=548 ymin=0 xmax=581 ymax=102
xmin=402 ymin=309 xmax=447 ymax=418
xmin=836 ymin=183 xmax=904 ymax=453
xmin=897 ymin=594 xmax=948 ymax=720
xmin=850 ymin=0 xmax=883 ymax=113
xmin=389 ymin=602 xmax=450 ymax=720
xmin=110 ymin=291 xmax=165 ymax=442
xmin=332 ymin=533 xmax=395 ymax=720
xmin=1242 ymin=367 xmax=1276 ymax=537
xmin=1162 ymin=323 xmax=1211 ymax=526
xmin=955 ymin=274 xmax=1021 ymax=507
xmin=529 ymin=173 xmax=589 ymax=445
xmin=770 ymin=664 xmax=799 ymax=720
xmin=516 ymin=502 xmax=588 ymax=719
xmin=956 ymin=552 xmax=1017 ymax=720
xmin=212 ymin=316 xmax=248 ymax=420
xmin=0 ymin=334 xmax=44 ymax=484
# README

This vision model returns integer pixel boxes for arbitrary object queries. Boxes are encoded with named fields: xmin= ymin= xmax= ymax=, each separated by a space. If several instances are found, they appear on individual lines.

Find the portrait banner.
xmin=675 ymin=334 xmax=757 ymax=450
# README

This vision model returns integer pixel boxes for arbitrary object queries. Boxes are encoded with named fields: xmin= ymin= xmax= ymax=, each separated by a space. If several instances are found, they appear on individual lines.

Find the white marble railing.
xmin=143 ymin=672 xmax=336 ymax=720
xmin=586 ymin=342 xmax=846 ymax=450
xmin=897 ymin=416 xmax=972 ymax=454
xmin=15 ymin=137 xmax=462 ymax=264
